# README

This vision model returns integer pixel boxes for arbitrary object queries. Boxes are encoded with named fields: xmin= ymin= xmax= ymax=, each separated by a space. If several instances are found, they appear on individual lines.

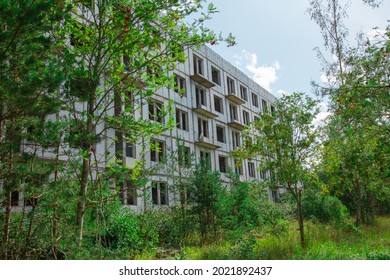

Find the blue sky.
xmin=202 ymin=0 xmax=389 ymax=99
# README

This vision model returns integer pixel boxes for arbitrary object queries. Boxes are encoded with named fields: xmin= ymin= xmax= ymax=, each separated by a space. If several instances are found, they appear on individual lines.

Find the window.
xmin=178 ymin=145 xmax=191 ymax=167
xmin=227 ymin=76 xmax=235 ymax=94
xmin=216 ymin=125 xmax=225 ymax=143
xmin=174 ymin=74 xmax=186 ymax=97
xmin=198 ymin=117 xmax=209 ymax=138
xmin=234 ymin=159 xmax=243 ymax=175
xmin=200 ymin=151 xmax=211 ymax=164
xmin=219 ymin=156 xmax=227 ymax=173
xmin=194 ymin=55 xmax=204 ymax=76
xmin=11 ymin=191 xmax=19 ymax=206
xmin=248 ymin=162 xmax=256 ymax=178
xmin=150 ymin=139 xmax=165 ymax=162
xmin=214 ymin=95 xmax=223 ymax=113
xmin=126 ymin=142 xmax=135 ymax=158
xmin=25 ymin=196 xmax=38 ymax=207
xmin=252 ymin=92 xmax=259 ymax=107
xmin=271 ymin=190 xmax=279 ymax=202
xmin=148 ymin=100 xmax=163 ymax=123
xmin=271 ymin=105 xmax=275 ymax=114
xmin=260 ymin=169 xmax=267 ymax=180
xmin=120 ymin=181 xmax=137 ymax=205
xmin=230 ymin=104 xmax=239 ymax=121
xmin=243 ymin=110 xmax=250 ymax=125
xmin=232 ymin=131 xmax=240 ymax=149
xmin=176 ymin=109 xmax=188 ymax=131
xmin=152 ymin=182 xmax=168 ymax=206
xmin=262 ymin=99 xmax=268 ymax=113
xmin=195 ymin=86 xmax=207 ymax=107
xmin=240 ymin=85 xmax=248 ymax=101
xmin=211 ymin=67 xmax=221 ymax=85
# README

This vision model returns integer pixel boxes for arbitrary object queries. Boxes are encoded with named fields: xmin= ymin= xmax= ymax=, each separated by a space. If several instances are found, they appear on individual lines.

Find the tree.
xmin=0 ymin=0 xmax=67 ymax=259
xmin=232 ymin=92 xmax=320 ymax=248
xmin=308 ymin=0 xmax=350 ymax=88
xmin=55 ymin=0 xmax=234 ymax=247
xmin=189 ymin=159 xmax=224 ymax=245
xmin=321 ymin=27 xmax=390 ymax=225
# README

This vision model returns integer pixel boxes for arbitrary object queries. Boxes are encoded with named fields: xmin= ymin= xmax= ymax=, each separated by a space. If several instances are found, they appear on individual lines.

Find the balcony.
xmin=195 ymin=135 xmax=221 ymax=150
xmin=191 ymin=73 xmax=216 ymax=88
xmin=226 ymin=93 xmax=245 ymax=105
xmin=193 ymin=104 xmax=218 ymax=119
xmin=228 ymin=119 xmax=245 ymax=130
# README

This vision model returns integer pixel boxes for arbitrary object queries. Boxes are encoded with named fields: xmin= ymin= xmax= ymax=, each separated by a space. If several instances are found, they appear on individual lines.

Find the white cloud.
xmin=364 ymin=28 xmax=386 ymax=41
xmin=276 ymin=89 xmax=289 ymax=98
xmin=313 ymin=98 xmax=330 ymax=127
xmin=236 ymin=50 xmax=281 ymax=92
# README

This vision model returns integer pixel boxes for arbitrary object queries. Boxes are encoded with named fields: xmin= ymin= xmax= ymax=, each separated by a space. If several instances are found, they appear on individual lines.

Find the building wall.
xmin=121 ymin=45 xmax=278 ymax=212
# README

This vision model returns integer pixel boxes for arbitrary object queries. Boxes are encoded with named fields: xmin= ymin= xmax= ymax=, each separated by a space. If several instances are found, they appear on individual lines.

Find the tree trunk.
xmin=3 ymin=190 xmax=12 ymax=259
xmin=77 ymin=149 xmax=91 ymax=247
xmin=296 ymin=190 xmax=305 ymax=249
xmin=22 ymin=203 xmax=36 ymax=259
xmin=76 ymin=90 xmax=96 ymax=247
xmin=355 ymin=183 xmax=362 ymax=226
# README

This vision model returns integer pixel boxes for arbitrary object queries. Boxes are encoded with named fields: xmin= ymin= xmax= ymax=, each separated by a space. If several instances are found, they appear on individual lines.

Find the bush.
xmin=153 ymin=207 xmax=196 ymax=246
xmin=217 ymin=182 xmax=263 ymax=231
xmin=302 ymin=189 xmax=348 ymax=224
xmin=106 ymin=208 xmax=158 ymax=255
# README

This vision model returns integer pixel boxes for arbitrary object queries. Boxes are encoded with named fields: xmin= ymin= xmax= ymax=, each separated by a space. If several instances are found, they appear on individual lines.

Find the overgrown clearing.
xmin=138 ymin=216 xmax=390 ymax=260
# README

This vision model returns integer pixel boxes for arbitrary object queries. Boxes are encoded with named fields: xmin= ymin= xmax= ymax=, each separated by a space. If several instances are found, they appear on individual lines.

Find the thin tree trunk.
xmin=331 ymin=0 xmax=345 ymax=84
xmin=52 ymin=137 xmax=60 ymax=259
xmin=355 ymin=183 xmax=362 ymax=226
xmin=77 ymin=91 xmax=96 ymax=247
xmin=296 ymin=190 xmax=305 ymax=249
xmin=3 ymin=190 xmax=12 ymax=259
xmin=22 ymin=203 xmax=36 ymax=259
xmin=77 ymin=150 xmax=91 ymax=247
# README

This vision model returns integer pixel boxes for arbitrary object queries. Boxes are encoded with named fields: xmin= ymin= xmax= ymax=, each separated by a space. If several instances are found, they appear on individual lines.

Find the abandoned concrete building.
xmin=116 ymin=45 xmax=278 ymax=212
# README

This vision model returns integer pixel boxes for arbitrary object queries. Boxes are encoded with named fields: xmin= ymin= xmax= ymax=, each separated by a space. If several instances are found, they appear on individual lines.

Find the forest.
xmin=0 ymin=0 xmax=389 ymax=260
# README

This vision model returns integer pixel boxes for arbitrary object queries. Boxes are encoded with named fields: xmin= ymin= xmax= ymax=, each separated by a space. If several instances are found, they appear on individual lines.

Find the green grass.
xmin=183 ymin=216 xmax=390 ymax=260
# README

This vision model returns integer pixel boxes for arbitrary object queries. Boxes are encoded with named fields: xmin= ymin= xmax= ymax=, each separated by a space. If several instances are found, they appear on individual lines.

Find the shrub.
xmin=153 ymin=207 xmax=196 ymax=246
xmin=106 ymin=208 xmax=158 ymax=255
xmin=302 ymin=189 xmax=348 ymax=224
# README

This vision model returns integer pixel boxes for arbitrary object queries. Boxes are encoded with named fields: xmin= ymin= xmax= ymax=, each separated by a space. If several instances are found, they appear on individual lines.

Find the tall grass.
xmin=184 ymin=216 xmax=390 ymax=260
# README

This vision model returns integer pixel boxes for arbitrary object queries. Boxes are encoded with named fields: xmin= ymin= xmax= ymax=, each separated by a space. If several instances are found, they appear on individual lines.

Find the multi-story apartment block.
xmin=119 ymin=45 xmax=277 ymax=212
xmin=5 ymin=44 xmax=277 ymax=213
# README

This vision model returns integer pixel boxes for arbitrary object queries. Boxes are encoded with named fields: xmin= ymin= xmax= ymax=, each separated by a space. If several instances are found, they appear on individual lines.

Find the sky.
xmin=196 ymin=0 xmax=389 ymax=122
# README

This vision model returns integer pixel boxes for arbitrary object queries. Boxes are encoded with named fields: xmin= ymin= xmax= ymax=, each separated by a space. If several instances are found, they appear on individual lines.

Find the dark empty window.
xmin=219 ymin=156 xmax=227 ymax=173
xmin=240 ymin=85 xmax=248 ymax=101
xmin=227 ymin=76 xmax=235 ymax=94
xmin=216 ymin=125 xmax=225 ymax=143
xmin=126 ymin=142 xmax=134 ymax=158
xmin=252 ymin=92 xmax=259 ymax=107
xmin=176 ymin=109 xmax=188 ymax=131
xmin=211 ymin=67 xmax=221 ymax=85
xmin=214 ymin=95 xmax=223 ymax=113
xmin=150 ymin=139 xmax=165 ymax=162
xmin=174 ymin=74 xmax=186 ymax=97
xmin=262 ymin=99 xmax=268 ymax=113
xmin=198 ymin=118 xmax=209 ymax=138
xmin=248 ymin=162 xmax=256 ymax=178
xmin=149 ymin=100 xmax=164 ymax=123
xmin=194 ymin=55 xmax=204 ymax=76
xmin=152 ymin=182 xmax=168 ymax=205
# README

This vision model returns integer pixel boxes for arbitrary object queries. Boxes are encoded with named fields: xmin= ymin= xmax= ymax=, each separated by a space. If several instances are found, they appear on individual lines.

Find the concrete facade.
xmin=120 ymin=45 xmax=277 ymax=212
